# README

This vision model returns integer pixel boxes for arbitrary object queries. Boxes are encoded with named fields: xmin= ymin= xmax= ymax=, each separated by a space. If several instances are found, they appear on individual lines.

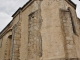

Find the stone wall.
xmin=0 ymin=0 xmax=80 ymax=60
xmin=60 ymin=8 xmax=77 ymax=58
xmin=0 ymin=31 xmax=12 ymax=60
xmin=4 ymin=36 xmax=12 ymax=60
xmin=21 ymin=0 xmax=42 ymax=60
xmin=28 ymin=10 xmax=42 ymax=60
xmin=11 ymin=17 xmax=21 ymax=60
xmin=41 ymin=0 xmax=66 ymax=59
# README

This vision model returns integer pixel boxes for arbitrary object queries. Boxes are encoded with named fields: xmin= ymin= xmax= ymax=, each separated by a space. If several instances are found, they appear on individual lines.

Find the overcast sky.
xmin=0 ymin=0 xmax=80 ymax=32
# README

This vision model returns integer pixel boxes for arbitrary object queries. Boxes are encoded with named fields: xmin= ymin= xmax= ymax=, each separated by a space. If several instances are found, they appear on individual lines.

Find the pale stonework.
xmin=0 ymin=0 xmax=80 ymax=60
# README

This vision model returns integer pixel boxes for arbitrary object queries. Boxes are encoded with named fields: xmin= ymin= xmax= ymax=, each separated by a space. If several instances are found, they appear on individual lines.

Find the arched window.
xmin=4 ymin=35 xmax=12 ymax=60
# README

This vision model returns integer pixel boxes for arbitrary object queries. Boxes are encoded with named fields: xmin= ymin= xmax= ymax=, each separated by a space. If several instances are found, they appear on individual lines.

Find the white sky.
xmin=0 ymin=0 xmax=80 ymax=32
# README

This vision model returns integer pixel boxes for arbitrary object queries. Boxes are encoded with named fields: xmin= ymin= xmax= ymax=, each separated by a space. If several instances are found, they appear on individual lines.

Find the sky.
xmin=0 ymin=0 xmax=80 ymax=32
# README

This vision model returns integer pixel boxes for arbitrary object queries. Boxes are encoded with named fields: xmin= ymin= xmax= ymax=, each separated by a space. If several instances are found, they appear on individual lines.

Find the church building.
xmin=0 ymin=0 xmax=80 ymax=60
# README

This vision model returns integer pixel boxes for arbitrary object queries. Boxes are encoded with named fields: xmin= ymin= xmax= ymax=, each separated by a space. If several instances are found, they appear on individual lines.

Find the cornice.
xmin=65 ymin=0 xmax=76 ymax=9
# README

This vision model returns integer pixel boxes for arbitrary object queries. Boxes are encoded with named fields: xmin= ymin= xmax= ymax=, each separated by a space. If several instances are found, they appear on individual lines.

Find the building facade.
xmin=0 ymin=0 xmax=80 ymax=60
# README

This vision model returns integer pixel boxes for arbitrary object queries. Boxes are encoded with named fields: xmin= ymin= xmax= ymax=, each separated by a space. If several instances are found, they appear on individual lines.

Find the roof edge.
xmin=0 ymin=0 xmax=77 ymax=38
xmin=0 ymin=0 xmax=34 ymax=38
xmin=12 ymin=0 xmax=33 ymax=17
xmin=12 ymin=0 xmax=76 ymax=17
xmin=12 ymin=7 xmax=22 ymax=17
xmin=65 ymin=0 xmax=76 ymax=9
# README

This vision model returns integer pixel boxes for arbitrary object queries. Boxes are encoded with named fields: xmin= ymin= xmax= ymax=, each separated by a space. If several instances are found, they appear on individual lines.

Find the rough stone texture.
xmin=11 ymin=19 xmax=21 ymax=60
xmin=4 ymin=37 xmax=11 ymax=60
xmin=28 ymin=10 xmax=42 ymax=60
xmin=0 ymin=0 xmax=80 ymax=60
xmin=60 ymin=9 xmax=77 ymax=58
xmin=44 ymin=58 xmax=80 ymax=60
xmin=0 ymin=31 xmax=12 ymax=60
xmin=41 ymin=0 xmax=66 ymax=59
xmin=20 ymin=1 xmax=43 ymax=60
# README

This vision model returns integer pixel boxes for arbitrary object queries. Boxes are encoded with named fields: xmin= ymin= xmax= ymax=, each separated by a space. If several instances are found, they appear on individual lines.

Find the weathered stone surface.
xmin=60 ymin=9 xmax=77 ymax=58
xmin=11 ymin=20 xmax=21 ymax=60
xmin=0 ymin=0 xmax=80 ymax=60
xmin=42 ymin=58 xmax=80 ymax=60
xmin=28 ymin=9 xmax=42 ymax=60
